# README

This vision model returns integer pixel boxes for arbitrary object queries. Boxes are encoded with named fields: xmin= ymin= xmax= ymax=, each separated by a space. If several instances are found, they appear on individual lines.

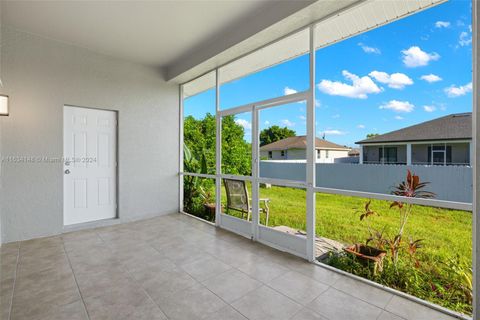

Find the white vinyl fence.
xmin=259 ymin=161 xmax=472 ymax=204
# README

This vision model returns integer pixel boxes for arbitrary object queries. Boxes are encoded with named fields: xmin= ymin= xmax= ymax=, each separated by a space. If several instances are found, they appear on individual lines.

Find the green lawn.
xmin=221 ymin=185 xmax=471 ymax=264
xmin=264 ymin=186 xmax=471 ymax=262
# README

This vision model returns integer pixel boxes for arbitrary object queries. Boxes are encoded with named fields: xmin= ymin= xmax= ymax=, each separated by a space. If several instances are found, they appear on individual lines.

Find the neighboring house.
xmin=260 ymin=136 xmax=351 ymax=163
xmin=348 ymin=148 xmax=360 ymax=157
xmin=356 ymin=113 xmax=472 ymax=166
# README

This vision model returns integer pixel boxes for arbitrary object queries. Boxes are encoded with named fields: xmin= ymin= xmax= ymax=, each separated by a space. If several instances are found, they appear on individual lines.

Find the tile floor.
xmin=0 ymin=213 xmax=462 ymax=320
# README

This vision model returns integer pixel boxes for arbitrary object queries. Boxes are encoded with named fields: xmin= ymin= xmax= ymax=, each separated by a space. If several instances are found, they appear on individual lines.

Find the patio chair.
xmin=223 ymin=178 xmax=270 ymax=226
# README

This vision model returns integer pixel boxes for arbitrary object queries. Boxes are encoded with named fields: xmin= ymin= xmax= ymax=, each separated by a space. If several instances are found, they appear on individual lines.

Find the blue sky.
xmin=184 ymin=0 xmax=472 ymax=147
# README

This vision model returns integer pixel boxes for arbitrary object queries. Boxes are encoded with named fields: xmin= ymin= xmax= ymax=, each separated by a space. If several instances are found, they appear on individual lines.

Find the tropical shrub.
xmin=325 ymin=170 xmax=472 ymax=315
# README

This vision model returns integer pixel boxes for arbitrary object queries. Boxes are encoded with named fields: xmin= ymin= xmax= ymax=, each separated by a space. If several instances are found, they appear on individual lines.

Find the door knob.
xmin=65 ymin=169 xmax=70 ymax=174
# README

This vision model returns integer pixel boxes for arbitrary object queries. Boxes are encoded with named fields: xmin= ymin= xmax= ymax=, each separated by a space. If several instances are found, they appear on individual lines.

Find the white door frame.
xmin=214 ymin=88 xmax=310 ymax=258
xmin=63 ymin=105 xmax=119 ymax=226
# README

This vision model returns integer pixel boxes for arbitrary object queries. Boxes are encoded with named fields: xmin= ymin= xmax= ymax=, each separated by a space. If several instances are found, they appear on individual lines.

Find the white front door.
xmin=63 ymin=106 xmax=117 ymax=225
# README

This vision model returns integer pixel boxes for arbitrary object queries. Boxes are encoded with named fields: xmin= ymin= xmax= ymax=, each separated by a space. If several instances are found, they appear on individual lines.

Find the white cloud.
xmin=420 ymin=74 xmax=442 ymax=83
xmin=264 ymin=120 xmax=270 ymax=126
xmin=284 ymin=87 xmax=298 ymax=95
xmin=395 ymin=115 xmax=404 ymax=120
xmin=357 ymin=124 xmax=366 ymax=129
xmin=379 ymin=100 xmax=415 ymax=113
xmin=423 ymin=105 xmax=436 ymax=112
xmin=317 ymin=70 xmax=382 ymax=99
xmin=332 ymin=114 xmax=340 ymax=119
xmin=280 ymin=119 xmax=295 ymax=127
xmin=369 ymin=71 xmax=413 ymax=89
xmin=435 ymin=21 xmax=451 ymax=28
xmin=321 ymin=129 xmax=347 ymax=136
xmin=358 ymin=43 xmax=381 ymax=54
xmin=298 ymin=115 xmax=306 ymax=121
xmin=459 ymin=31 xmax=472 ymax=46
xmin=235 ymin=119 xmax=251 ymax=130
xmin=315 ymin=100 xmax=321 ymax=108
xmin=444 ymin=82 xmax=472 ymax=97
xmin=401 ymin=46 xmax=440 ymax=67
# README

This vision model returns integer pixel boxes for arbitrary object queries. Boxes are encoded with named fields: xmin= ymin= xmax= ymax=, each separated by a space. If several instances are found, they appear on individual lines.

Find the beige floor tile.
xmin=207 ymin=305 xmax=248 ymax=320
xmin=154 ymin=283 xmax=227 ymax=320
xmin=17 ymin=251 xmax=70 ymax=276
xmin=236 ymin=257 xmax=290 ymax=283
xmin=0 ymin=242 xmax=20 ymax=254
xmin=149 ymin=235 xmax=187 ymax=251
xmin=68 ymin=246 xmax=120 ymax=273
xmin=122 ymin=253 xmax=176 ymax=275
xmin=19 ymin=236 xmax=63 ymax=255
xmin=231 ymin=285 xmax=302 ymax=320
xmin=14 ymin=263 xmax=75 ymax=294
xmin=112 ymin=243 xmax=161 ymax=266
xmin=332 ymin=275 xmax=394 ymax=308
xmin=0 ymin=276 xmax=15 ymax=296
xmin=291 ymin=308 xmax=328 ymax=320
xmin=209 ymin=245 xmax=259 ymax=268
xmin=142 ymin=267 xmax=199 ymax=302
xmin=385 ymin=295 xmax=458 ymax=320
xmin=267 ymin=270 xmax=329 ymax=305
xmin=377 ymin=310 xmax=407 ymax=320
xmin=84 ymin=285 xmax=167 ymax=320
xmin=307 ymin=287 xmax=383 ymax=320
xmin=0 ymin=280 xmax=13 ymax=320
xmin=202 ymin=268 xmax=262 ymax=303
xmin=294 ymin=262 xmax=342 ymax=286
xmin=74 ymin=265 xmax=136 ymax=298
xmin=11 ymin=274 xmax=80 ymax=320
xmin=62 ymin=231 xmax=105 ymax=253
xmin=181 ymin=255 xmax=231 ymax=281
xmin=157 ymin=242 xmax=208 ymax=265
xmin=24 ymin=300 xmax=89 ymax=320
xmin=6 ymin=213 xmax=459 ymax=320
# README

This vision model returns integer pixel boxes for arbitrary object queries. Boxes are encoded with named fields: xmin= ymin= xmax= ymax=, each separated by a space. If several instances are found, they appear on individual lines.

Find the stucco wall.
xmin=285 ymin=148 xmax=305 ymax=160
xmin=318 ymin=149 xmax=350 ymax=163
xmin=260 ymin=150 xmax=286 ymax=160
xmin=0 ymin=28 xmax=179 ymax=243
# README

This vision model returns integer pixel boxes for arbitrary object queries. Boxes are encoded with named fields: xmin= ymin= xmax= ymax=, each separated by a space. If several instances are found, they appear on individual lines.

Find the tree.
xmin=221 ymin=115 xmax=251 ymax=176
xmin=183 ymin=113 xmax=251 ymax=176
xmin=260 ymin=125 xmax=296 ymax=146
xmin=183 ymin=113 xmax=216 ymax=174
xmin=366 ymin=133 xmax=380 ymax=139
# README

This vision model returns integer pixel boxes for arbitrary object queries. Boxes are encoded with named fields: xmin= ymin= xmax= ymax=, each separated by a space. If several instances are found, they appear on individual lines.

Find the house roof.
xmin=348 ymin=148 xmax=360 ymax=156
xmin=260 ymin=136 xmax=350 ymax=151
xmin=356 ymin=113 xmax=472 ymax=145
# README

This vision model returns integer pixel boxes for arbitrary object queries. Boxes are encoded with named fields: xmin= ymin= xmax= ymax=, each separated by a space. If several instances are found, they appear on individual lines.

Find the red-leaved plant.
xmin=389 ymin=170 xmax=435 ymax=265
xmin=357 ymin=170 xmax=435 ymax=269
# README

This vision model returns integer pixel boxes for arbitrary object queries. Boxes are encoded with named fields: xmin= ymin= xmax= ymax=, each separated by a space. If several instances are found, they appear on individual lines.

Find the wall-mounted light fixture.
xmin=0 ymin=94 xmax=8 ymax=116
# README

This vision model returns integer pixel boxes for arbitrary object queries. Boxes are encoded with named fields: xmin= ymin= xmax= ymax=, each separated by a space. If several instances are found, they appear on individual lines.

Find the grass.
xmin=221 ymin=185 xmax=471 ymax=265
xmin=264 ymin=187 xmax=471 ymax=263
